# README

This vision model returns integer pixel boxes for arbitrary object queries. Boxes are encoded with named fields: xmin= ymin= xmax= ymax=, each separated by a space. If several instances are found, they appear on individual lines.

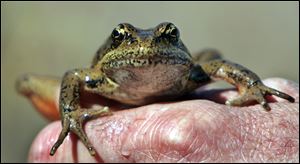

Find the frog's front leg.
xmin=191 ymin=59 xmax=295 ymax=111
xmin=50 ymin=69 xmax=117 ymax=156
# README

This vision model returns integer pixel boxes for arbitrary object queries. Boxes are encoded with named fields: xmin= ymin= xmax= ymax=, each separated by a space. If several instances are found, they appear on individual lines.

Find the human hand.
xmin=27 ymin=78 xmax=299 ymax=162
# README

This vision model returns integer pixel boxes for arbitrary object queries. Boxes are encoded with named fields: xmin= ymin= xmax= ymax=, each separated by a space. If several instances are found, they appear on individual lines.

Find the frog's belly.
xmin=106 ymin=64 xmax=190 ymax=105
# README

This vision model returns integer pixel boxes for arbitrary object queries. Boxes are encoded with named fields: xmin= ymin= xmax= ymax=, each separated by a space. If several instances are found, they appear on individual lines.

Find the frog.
xmin=16 ymin=22 xmax=295 ymax=157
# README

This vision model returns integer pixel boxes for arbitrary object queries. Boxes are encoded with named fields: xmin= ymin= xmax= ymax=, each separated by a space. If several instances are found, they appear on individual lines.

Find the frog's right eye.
xmin=111 ymin=25 xmax=126 ymax=43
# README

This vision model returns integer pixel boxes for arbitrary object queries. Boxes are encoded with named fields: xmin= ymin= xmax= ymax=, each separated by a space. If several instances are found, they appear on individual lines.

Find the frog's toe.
xmin=71 ymin=124 xmax=96 ymax=156
xmin=225 ymin=94 xmax=250 ymax=106
xmin=228 ymin=81 xmax=295 ymax=111
xmin=50 ymin=118 xmax=71 ymax=156
xmin=254 ymin=93 xmax=271 ymax=111
xmin=225 ymin=81 xmax=277 ymax=110
xmin=226 ymin=90 xmax=271 ymax=111
xmin=262 ymin=85 xmax=295 ymax=103
xmin=80 ymin=106 xmax=112 ymax=120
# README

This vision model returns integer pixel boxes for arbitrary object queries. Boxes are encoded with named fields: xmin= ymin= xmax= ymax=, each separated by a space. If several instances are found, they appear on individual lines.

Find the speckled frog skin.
xmin=17 ymin=22 xmax=295 ymax=156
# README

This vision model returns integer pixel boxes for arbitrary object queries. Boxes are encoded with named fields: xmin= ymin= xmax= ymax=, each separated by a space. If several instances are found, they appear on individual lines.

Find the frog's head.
xmin=96 ymin=22 xmax=193 ymax=69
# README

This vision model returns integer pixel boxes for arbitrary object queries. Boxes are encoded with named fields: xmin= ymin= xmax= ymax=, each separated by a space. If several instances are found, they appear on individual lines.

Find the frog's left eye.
xmin=167 ymin=24 xmax=179 ymax=39
xmin=161 ymin=23 xmax=180 ymax=43
xmin=111 ymin=25 xmax=126 ymax=44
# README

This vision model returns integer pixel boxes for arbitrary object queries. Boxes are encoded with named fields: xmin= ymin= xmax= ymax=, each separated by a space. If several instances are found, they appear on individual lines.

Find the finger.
xmin=28 ymin=99 xmax=299 ymax=162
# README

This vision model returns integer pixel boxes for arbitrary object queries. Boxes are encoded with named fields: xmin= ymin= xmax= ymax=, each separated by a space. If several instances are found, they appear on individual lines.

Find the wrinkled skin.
xmin=17 ymin=23 xmax=295 ymax=158
xmin=28 ymin=78 xmax=299 ymax=162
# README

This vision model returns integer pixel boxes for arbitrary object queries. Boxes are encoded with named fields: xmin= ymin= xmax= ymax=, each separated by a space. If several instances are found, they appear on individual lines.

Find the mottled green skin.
xmin=49 ymin=22 xmax=295 ymax=156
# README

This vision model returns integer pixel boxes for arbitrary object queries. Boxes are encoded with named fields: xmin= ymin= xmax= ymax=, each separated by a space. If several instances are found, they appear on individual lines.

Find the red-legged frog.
xmin=16 ymin=22 xmax=295 ymax=156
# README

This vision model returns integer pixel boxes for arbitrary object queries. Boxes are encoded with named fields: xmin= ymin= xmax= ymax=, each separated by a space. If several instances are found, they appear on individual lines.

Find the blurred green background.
xmin=1 ymin=1 xmax=299 ymax=162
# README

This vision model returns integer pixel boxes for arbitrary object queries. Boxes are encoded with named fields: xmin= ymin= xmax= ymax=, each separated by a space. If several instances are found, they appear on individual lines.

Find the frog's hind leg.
xmin=16 ymin=74 xmax=61 ymax=121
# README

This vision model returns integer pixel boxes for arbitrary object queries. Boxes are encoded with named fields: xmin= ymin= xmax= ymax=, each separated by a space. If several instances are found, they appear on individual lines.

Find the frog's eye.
xmin=111 ymin=25 xmax=126 ymax=43
xmin=167 ymin=24 xmax=179 ymax=39
xmin=160 ymin=23 xmax=180 ymax=43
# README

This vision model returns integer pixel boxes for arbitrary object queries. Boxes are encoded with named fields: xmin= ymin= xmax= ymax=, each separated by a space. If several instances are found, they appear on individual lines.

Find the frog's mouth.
xmin=102 ymin=57 xmax=192 ymax=70
xmin=102 ymin=47 xmax=192 ymax=69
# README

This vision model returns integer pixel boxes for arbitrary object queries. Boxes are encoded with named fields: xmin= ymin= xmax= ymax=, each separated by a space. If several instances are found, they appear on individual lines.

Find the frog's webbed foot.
xmin=225 ymin=81 xmax=295 ymax=111
xmin=50 ymin=106 xmax=112 ymax=156
xmin=50 ymin=69 xmax=117 ymax=156
xmin=195 ymin=59 xmax=295 ymax=111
